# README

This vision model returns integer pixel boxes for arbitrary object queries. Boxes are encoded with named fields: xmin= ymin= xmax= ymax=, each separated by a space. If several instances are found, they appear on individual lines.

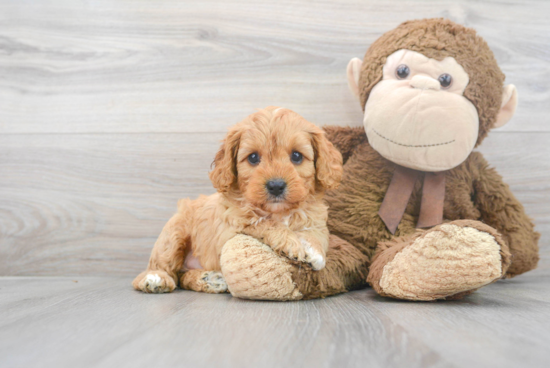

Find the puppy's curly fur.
xmin=133 ymin=107 xmax=343 ymax=293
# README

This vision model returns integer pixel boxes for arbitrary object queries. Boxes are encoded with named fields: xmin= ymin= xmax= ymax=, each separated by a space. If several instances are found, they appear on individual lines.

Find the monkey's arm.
xmin=471 ymin=152 xmax=540 ymax=277
xmin=322 ymin=126 xmax=367 ymax=164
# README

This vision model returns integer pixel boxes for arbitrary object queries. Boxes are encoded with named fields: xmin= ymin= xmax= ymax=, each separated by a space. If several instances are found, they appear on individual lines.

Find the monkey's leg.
xmin=220 ymin=234 xmax=369 ymax=301
xmin=367 ymin=220 xmax=512 ymax=301
xmin=132 ymin=213 xmax=190 ymax=294
xmin=180 ymin=270 xmax=228 ymax=294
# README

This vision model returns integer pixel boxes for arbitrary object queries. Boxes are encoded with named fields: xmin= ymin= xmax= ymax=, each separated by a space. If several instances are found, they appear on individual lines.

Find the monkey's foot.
xmin=368 ymin=220 xmax=511 ymax=301
xmin=220 ymin=235 xmax=303 ymax=301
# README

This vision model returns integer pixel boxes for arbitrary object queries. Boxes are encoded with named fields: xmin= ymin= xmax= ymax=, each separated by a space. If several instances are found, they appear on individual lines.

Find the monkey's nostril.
xmin=266 ymin=179 xmax=287 ymax=197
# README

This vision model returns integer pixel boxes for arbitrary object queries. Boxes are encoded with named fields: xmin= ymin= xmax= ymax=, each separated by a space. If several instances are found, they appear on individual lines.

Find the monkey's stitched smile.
xmin=373 ymin=129 xmax=455 ymax=148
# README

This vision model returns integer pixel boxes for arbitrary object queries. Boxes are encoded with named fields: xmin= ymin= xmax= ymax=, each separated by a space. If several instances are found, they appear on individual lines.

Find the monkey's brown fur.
xmin=324 ymin=126 xmax=539 ymax=279
xmin=221 ymin=19 xmax=539 ymax=301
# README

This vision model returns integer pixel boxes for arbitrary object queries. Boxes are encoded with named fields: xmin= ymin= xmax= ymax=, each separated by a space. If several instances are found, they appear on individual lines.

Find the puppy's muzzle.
xmin=266 ymin=179 xmax=286 ymax=198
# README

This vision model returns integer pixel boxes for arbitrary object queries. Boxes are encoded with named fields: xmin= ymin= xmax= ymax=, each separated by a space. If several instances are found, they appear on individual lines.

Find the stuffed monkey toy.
xmin=220 ymin=18 xmax=540 ymax=301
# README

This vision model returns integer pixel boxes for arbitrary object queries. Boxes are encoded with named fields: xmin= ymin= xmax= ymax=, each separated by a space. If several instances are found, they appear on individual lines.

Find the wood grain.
xmin=1 ymin=2 xmax=549 ymax=365
xmin=0 ymin=133 xmax=222 ymax=275
xmin=1 ymin=274 xmax=550 ymax=368
xmin=0 ymin=0 xmax=549 ymax=134
xmin=0 ymin=132 xmax=548 ymax=276
xmin=0 ymin=0 xmax=549 ymax=276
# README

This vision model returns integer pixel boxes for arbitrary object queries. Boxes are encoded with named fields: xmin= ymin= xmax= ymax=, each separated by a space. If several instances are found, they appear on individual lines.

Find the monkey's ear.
xmin=494 ymin=84 xmax=518 ymax=128
xmin=346 ymin=58 xmax=363 ymax=100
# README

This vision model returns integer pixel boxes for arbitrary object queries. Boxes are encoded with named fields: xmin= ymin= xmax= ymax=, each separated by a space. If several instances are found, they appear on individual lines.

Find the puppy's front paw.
xmin=133 ymin=270 xmax=176 ymax=294
xmin=278 ymin=237 xmax=307 ymax=263
xmin=301 ymin=238 xmax=326 ymax=271
xmin=278 ymin=237 xmax=326 ymax=270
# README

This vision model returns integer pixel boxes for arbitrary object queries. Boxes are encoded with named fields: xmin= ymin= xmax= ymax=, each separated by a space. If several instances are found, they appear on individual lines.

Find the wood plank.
xmin=0 ymin=0 xmax=549 ymax=134
xmin=367 ymin=272 xmax=550 ymax=368
xmin=0 ymin=277 xmax=451 ymax=368
xmin=0 ymin=131 xmax=548 ymax=276
xmin=1 ymin=1 xmax=549 ymax=366
xmin=1 ymin=275 xmax=549 ymax=368
xmin=0 ymin=132 xmax=222 ymax=276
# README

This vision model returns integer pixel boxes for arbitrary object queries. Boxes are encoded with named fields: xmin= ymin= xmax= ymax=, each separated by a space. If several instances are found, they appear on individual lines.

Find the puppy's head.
xmin=209 ymin=107 xmax=343 ymax=213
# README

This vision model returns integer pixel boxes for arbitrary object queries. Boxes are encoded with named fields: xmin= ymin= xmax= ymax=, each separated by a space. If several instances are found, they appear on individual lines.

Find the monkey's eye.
xmin=248 ymin=152 xmax=260 ymax=165
xmin=290 ymin=151 xmax=303 ymax=164
xmin=396 ymin=64 xmax=410 ymax=79
xmin=438 ymin=73 xmax=452 ymax=89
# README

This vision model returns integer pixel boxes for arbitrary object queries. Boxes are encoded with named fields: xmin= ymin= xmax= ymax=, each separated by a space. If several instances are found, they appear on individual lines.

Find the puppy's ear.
xmin=209 ymin=128 xmax=241 ymax=192
xmin=311 ymin=129 xmax=343 ymax=190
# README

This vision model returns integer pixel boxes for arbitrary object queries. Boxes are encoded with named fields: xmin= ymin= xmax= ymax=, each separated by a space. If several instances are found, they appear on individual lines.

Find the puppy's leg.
xmin=132 ymin=213 xmax=190 ymax=293
xmin=243 ymin=224 xmax=323 ymax=269
xmin=180 ymin=270 xmax=228 ymax=294
xmin=133 ymin=269 xmax=176 ymax=294
xmin=297 ymin=229 xmax=329 ymax=271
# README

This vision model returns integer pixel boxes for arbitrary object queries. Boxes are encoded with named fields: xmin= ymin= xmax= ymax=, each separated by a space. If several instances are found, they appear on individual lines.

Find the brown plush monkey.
xmin=220 ymin=18 xmax=540 ymax=301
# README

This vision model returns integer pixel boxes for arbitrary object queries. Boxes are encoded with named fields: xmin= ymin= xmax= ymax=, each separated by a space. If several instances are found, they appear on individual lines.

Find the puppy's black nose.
xmin=266 ymin=179 xmax=286 ymax=197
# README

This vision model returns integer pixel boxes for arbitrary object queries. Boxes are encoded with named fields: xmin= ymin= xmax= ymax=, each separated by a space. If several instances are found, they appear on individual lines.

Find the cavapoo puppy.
xmin=133 ymin=107 xmax=343 ymax=294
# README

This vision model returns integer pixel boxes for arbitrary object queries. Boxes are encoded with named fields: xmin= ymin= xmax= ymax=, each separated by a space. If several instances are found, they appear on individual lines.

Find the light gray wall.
xmin=1 ymin=0 xmax=548 ymax=275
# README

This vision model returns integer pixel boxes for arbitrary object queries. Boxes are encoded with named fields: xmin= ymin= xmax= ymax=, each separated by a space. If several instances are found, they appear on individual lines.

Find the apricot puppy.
xmin=133 ymin=107 xmax=343 ymax=293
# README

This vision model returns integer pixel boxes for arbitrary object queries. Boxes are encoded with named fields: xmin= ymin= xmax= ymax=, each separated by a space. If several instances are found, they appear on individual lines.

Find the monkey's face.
xmin=363 ymin=49 xmax=479 ymax=172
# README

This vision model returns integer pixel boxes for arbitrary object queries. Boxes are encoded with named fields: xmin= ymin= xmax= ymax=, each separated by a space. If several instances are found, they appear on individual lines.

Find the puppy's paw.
xmin=134 ymin=270 xmax=176 ymax=294
xmin=278 ymin=237 xmax=326 ymax=270
xmin=301 ymin=238 xmax=326 ymax=271
xmin=278 ymin=237 xmax=307 ymax=263
xmin=202 ymin=271 xmax=228 ymax=294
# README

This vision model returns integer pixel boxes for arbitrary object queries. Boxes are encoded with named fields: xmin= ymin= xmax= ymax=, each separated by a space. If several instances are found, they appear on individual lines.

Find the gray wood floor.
xmin=1 ymin=0 xmax=550 ymax=367
xmin=2 ymin=271 xmax=550 ymax=368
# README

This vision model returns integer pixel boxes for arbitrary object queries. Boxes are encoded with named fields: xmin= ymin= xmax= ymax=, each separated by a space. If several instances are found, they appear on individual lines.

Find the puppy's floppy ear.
xmin=311 ymin=128 xmax=343 ymax=190
xmin=209 ymin=127 xmax=242 ymax=192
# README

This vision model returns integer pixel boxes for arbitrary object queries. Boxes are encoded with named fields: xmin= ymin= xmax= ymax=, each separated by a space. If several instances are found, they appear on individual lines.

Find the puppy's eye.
xmin=290 ymin=151 xmax=303 ymax=164
xmin=438 ymin=73 xmax=452 ymax=89
xmin=248 ymin=152 xmax=260 ymax=165
xmin=396 ymin=64 xmax=410 ymax=79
